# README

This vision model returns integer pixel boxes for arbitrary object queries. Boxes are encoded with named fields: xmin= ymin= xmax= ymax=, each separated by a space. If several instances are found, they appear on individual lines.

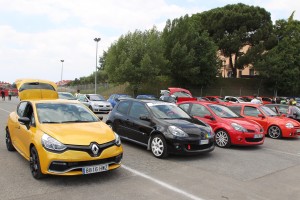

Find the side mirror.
xmin=204 ymin=115 xmax=214 ymax=120
xmin=18 ymin=117 xmax=31 ymax=129
xmin=98 ymin=116 xmax=103 ymax=121
xmin=140 ymin=115 xmax=151 ymax=121
xmin=258 ymin=114 xmax=265 ymax=118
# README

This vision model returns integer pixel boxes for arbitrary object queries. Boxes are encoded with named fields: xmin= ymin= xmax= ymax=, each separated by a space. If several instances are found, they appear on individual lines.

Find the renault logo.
xmin=91 ymin=144 xmax=99 ymax=155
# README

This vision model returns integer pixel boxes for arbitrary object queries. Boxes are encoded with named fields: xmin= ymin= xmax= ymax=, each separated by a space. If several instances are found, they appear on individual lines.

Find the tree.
xmin=254 ymin=14 xmax=300 ymax=95
xmin=162 ymin=15 xmax=220 ymax=87
xmin=192 ymin=3 xmax=273 ymax=77
xmin=103 ymin=28 xmax=168 ymax=95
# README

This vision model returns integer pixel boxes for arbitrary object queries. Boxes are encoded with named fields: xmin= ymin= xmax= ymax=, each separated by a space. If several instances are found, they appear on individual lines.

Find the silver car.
xmin=77 ymin=94 xmax=112 ymax=113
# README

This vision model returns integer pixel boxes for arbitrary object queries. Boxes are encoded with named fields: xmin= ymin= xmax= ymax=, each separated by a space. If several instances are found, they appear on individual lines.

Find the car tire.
xmin=150 ymin=134 xmax=168 ymax=158
xmin=30 ymin=146 xmax=45 ymax=179
xmin=215 ymin=129 xmax=231 ymax=148
xmin=5 ymin=127 xmax=15 ymax=151
xmin=268 ymin=125 xmax=282 ymax=139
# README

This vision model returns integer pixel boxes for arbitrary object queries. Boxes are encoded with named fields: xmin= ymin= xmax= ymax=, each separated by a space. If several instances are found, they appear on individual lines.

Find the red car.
xmin=177 ymin=101 xmax=265 ymax=147
xmin=228 ymin=103 xmax=300 ymax=139
xmin=205 ymin=96 xmax=232 ymax=106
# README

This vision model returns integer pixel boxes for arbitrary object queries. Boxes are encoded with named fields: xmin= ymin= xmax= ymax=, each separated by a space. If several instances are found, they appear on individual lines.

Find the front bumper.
xmin=281 ymin=127 xmax=300 ymax=138
xmin=39 ymin=144 xmax=123 ymax=176
xmin=166 ymin=137 xmax=215 ymax=155
xmin=230 ymin=130 xmax=264 ymax=146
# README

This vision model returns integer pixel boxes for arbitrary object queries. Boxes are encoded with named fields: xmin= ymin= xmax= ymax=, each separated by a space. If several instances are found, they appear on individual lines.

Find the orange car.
xmin=228 ymin=103 xmax=300 ymax=139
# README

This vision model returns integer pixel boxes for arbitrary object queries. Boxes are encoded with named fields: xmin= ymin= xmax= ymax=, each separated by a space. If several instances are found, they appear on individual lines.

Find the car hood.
xmin=224 ymin=118 xmax=262 ymax=130
xmin=271 ymin=116 xmax=300 ymax=126
xmin=163 ymin=118 xmax=212 ymax=137
xmin=91 ymin=101 xmax=111 ymax=105
xmin=39 ymin=122 xmax=115 ymax=145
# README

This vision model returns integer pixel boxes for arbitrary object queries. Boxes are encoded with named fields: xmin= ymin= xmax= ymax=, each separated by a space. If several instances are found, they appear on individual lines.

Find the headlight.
xmin=204 ymin=125 xmax=214 ymax=138
xmin=168 ymin=126 xmax=188 ymax=137
xmin=286 ymin=123 xmax=294 ymax=129
xmin=231 ymin=123 xmax=247 ymax=132
xmin=114 ymin=132 xmax=121 ymax=146
xmin=41 ymin=134 xmax=66 ymax=152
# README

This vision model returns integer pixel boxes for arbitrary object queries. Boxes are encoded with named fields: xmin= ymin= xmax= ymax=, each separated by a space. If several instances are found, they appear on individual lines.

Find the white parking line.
xmin=263 ymin=148 xmax=300 ymax=157
xmin=122 ymin=165 xmax=205 ymax=200
xmin=0 ymin=107 xmax=11 ymax=113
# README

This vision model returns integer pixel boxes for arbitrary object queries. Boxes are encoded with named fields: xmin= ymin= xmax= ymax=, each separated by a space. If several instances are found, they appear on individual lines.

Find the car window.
xmin=178 ymin=104 xmax=190 ymax=113
xmin=209 ymin=104 xmax=240 ymax=118
xmin=278 ymin=105 xmax=288 ymax=114
xmin=23 ymin=103 xmax=35 ymax=126
xmin=129 ymin=102 xmax=149 ymax=119
xmin=229 ymin=106 xmax=242 ymax=114
xmin=190 ymin=104 xmax=211 ymax=117
xmin=18 ymin=82 xmax=55 ymax=92
xmin=244 ymin=106 xmax=261 ymax=117
xmin=116 ymin=101 xmax=130 ymax=114
xmin=36 ymin=103 xmax=99 ymax=123
xmin=149 ymin=104 xmax=191 ymax=119
xmin=78 ymin=95 xmax=87 ymax=102
xmin=88 ymin=94 xmax=105 ymax=101
xmin=17 ymin=102 xmax=28 ymax=117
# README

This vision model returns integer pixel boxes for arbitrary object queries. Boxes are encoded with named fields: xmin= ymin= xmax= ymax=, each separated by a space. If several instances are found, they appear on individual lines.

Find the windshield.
xmin=36 ymin=103 xmax=99 ymax=123
xmin=239 ymin=97 xmax=251 ymax=102
xmin=172 ymin=91 xmax=192 ymax=97
xmin=88 ymin=94 xmax=105 ymax=101
xmin=58 ymin=93 xmax=76 ymax=100
xmin=209 ymin=104 xmax=240 ymax=118
xmin=149 ymin=104 xmax=191 ymax=119
xmin=260 ymin=106 xmax=278 ymax=116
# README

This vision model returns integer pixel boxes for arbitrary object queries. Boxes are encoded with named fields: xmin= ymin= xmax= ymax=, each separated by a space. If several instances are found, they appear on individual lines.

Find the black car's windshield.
xmin=148 ymin=103 xmax=191 ymax=119
xmin=88 ymin=94 xmax=105 ymax=101
xmin=36 ymin=103 xmax=99 ymax=123
xmin=260 ymin=106 xmax=278 ymax=117
xmin=209 ymin=104 xmax=241 ymax=118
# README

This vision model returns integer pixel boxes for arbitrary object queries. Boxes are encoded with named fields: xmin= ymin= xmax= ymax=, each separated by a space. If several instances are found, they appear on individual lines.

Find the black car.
xmin=106 ymin=99 xmax=215 ymax=158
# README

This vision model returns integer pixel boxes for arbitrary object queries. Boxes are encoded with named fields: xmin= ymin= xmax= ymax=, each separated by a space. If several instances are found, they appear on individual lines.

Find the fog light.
xmin=115 ymin=153 xmax=123 ymax=163
xmin=52 ymin=161 xmax=67 ymax=166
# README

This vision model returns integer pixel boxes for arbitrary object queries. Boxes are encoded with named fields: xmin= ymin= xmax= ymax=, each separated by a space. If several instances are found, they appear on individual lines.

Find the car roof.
xmin=228 ymin=103 xmax=260 ymax=107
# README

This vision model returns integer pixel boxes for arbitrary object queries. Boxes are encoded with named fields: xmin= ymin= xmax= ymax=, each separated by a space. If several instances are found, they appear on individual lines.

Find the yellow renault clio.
xmin=6 ymin=79 xmax=123 ymax=179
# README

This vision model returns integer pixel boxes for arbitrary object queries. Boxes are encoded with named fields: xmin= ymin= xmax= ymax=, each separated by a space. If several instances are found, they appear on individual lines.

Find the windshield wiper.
xmin=61 ymin=120 xmax=89 ymax=123
xmin=41 ymin=121 xmax=61 ymax=124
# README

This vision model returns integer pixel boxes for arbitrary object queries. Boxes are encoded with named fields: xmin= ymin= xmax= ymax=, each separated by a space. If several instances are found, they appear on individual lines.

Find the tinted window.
xmin=129 ymin=102 xmax=149 ymax=119
xmin=117 ymin=101 xmax=130 ymax=114
xmin=229 ymin=106 xmax=242 ymax=115
xmin=178 ymin=104 xmax=190 ymax=113
xmin=17 ymin=102 xmax=28 ymax=117
xmin=209 ymin=104 xmax=240 ymax=118
xmin=149 ymin=104 xmax=191 ymax=119
xmin=190 ymin=104 xmax=211 ymax=117
xmin=19 ymin=82 xmax=55 ymax=92
xmin=244 ymin=106 xmax=261 ymax=117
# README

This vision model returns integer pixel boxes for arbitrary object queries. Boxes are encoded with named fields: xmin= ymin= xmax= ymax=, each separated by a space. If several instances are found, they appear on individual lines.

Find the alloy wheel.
xmin=268 ymin=126 xmax=282 ymax=139
xmin=215 ymin=130 xmax=230 ymax=147
xmin=30 ymin=147 xmax=44 ymax=179
xmin=151 ymin=135 xmax=168 ymax=158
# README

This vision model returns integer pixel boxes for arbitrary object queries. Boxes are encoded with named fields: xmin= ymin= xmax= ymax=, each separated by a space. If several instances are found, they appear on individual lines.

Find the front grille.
xmin=245 ymin=138 xmax=263 ymax=142
xmin=66 ymin=140 xmax=115 ymax=157
xmin=246 ymin=129 xmax=255 ymax=133
xmin=185 ymin=142 xmax=214 ymax=151
xmin=49 ymin=154 xmax=123 ymax=172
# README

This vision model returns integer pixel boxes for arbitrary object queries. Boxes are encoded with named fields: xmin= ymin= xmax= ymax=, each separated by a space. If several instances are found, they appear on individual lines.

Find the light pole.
xmin=94 ymin=37 xmax=101 ymax=94
xmin=60 ymin=60 xmax=64 ymax=83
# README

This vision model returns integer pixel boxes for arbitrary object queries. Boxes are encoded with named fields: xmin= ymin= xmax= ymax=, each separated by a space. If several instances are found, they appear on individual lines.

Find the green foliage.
xmin=103 ymin=28 xmax=168 ymax=95
xmin=192 ymin=3 xmax=273 ymax=77
xmin=254 ymin=16 xmax=300 ymax=95
xmin=162 ymin=15 xmax=220 ymax=87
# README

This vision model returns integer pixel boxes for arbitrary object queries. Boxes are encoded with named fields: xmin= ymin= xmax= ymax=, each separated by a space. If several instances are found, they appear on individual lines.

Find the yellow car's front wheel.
xmin=30 ymin=146 xmax=45 ymax=179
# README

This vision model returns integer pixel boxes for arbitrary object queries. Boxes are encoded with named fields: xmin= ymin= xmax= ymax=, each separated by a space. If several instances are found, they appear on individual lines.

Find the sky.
xmin=0 ymin=0 xmax=299 ymax=84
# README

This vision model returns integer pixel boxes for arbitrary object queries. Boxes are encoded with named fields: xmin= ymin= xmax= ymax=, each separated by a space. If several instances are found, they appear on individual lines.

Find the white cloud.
xmin=0 ymin=0 xmax=299 ymax=83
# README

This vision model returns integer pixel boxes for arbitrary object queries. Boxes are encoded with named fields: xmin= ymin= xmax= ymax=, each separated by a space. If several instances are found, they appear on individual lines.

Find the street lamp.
xmin=94 ymin=37 xmax=101 ymax=94
xmin=60 ymin=60 xmax=64 ymax=82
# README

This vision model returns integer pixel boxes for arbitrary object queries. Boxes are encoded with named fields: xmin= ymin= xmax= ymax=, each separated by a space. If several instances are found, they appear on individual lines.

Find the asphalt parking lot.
xmin=0 ymin=98 xmax=300 ymax=200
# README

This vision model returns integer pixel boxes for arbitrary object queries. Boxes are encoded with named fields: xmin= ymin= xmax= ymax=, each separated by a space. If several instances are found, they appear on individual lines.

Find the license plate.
xmin=254 ymin=134 xmax=263 ymax=138
xmin=82 ymin=164 xmax=108 ymax=174
xmin=200 ymin=139 xmax=209 ymax=145
xmin=296 ymin=129 xmax=300 ymax=133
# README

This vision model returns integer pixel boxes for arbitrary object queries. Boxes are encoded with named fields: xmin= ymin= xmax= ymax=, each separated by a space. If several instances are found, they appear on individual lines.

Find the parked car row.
xmin=5 ymin=81 xmax=300 ymax=180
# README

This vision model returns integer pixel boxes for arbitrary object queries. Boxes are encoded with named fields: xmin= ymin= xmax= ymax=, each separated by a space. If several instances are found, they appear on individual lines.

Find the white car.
xmin=77 ymin=94 xmax=112 ymax=113
xmin=224 ymin=96 xmax=248 ymax=103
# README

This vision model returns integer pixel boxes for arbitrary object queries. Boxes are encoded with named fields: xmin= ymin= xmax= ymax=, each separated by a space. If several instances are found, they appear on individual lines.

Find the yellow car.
xmin=5 ymin=79 xmax=123 ymax=179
